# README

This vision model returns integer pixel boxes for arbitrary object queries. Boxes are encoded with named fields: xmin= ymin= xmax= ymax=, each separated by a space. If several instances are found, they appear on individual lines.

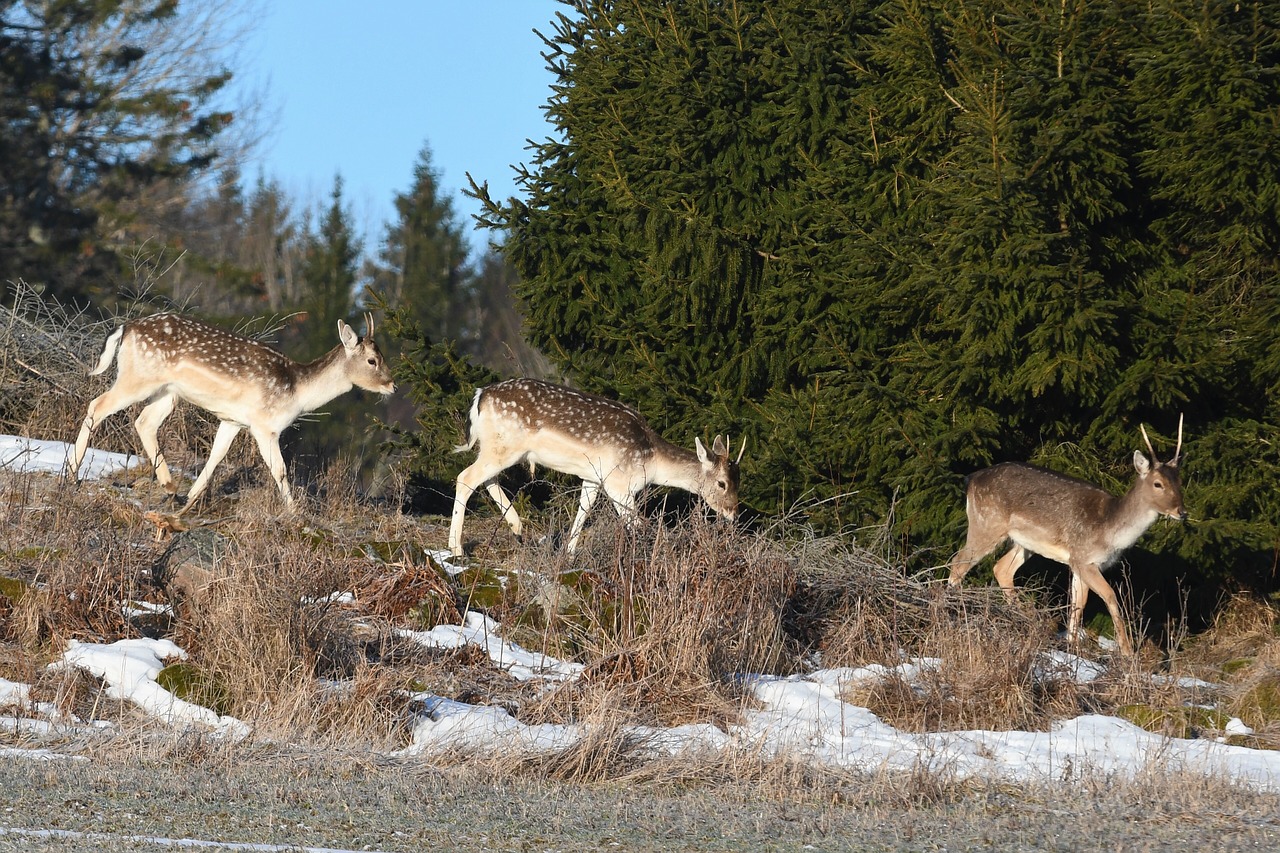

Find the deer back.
xmin=474 ymin=379 xmax=665 ymax=475
xmin=112 ymin=314 xmax=393 ymax=424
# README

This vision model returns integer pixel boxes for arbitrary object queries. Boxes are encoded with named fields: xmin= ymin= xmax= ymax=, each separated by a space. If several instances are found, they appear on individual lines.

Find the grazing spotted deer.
xmin=947 ymin=418 xmax=1186 ymax=655
xmin=448 ymin=378 xmax=744 ymax=557
xmin=67 ymin=312 xmax=394 ymax=513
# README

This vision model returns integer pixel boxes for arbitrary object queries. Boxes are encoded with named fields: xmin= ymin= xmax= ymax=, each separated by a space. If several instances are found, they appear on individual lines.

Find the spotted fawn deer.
xmin=947 ymin=418 xmax=1186 ymax=654
xmin=448 ymin=378 xmax=744 ymax=557
xmin=67 ymin=312 xmax=394 ymax=512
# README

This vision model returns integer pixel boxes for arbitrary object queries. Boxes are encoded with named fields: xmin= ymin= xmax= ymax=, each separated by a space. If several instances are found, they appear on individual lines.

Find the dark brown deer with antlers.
xmin=947 ymin=418 xmax=1186 ymax=654
xmin=448 ymin=378 xmax=744 ymax=556
xmin=67 ymin=313 xmax=394 ymax=512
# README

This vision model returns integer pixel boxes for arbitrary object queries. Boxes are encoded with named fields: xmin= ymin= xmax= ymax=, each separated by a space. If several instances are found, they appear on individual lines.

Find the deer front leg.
xmin=68 ymin=385 xmax=145 ymax=482
xmin=180 ymin=420 xmax=242 ymax=514
xmin=248 ymin=425 xmax=292 ymax=511
xmin=565 ymin=480 xmax=601 ymax=555
xmin=1070 ymin=562 xmax=1133 ymax=655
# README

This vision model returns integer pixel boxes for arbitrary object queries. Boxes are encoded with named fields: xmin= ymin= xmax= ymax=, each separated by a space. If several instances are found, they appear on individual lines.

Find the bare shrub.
xmin=1 ymin=280 xmax=109 ymax=442
xmin=4 ymin=484 xmax=159 ymax=647
xmin=1 ymin=279 xmax=276 ymax=500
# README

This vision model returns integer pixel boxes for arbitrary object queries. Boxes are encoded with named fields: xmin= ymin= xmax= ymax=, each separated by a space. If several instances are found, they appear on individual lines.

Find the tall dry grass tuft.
xmin=1173 ymin=594 xmax=1280 ymax=748
xmin=785 ymin=533 xmax=1084 ymax=731
xmin=172 ymin=528 xmax=372 ymax=737
xmin=845 ymin=592 xmax=1078 ymax=732
xmin=520 ymin=511 xmax=797 ymax=733
xmin=784 ymin=531 xmax=935 ymax=665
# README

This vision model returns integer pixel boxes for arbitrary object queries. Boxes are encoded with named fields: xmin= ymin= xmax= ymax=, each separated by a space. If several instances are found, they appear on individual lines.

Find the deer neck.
xmin=643 ymin=436 xmax=704 ymax=491
xmin=1108 ymin=482 xmax=1161 ymax=553
xmin=290 ymin=346 xmax=354 ymax=414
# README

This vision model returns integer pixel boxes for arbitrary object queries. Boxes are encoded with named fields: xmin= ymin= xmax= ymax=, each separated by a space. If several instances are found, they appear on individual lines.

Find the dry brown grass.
xmin=510 ymin=512 xmax=796 ymax=733
xmin=4 ymin=451 xmax=1279 ymax=762
xmin=4 ymin=439 xmax=1280 ymax=769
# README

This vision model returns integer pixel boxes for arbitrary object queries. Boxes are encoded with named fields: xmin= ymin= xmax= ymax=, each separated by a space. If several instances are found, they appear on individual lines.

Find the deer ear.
xmin=713 ymin=434 xmax=729 ymax=457
xmin=338 ymin=320 xmax=358 ymax=352
xmin=695 ymin=436 xmax=710 ymax=465
xmin=1133 ymin=450 xmax=1151 ymax=477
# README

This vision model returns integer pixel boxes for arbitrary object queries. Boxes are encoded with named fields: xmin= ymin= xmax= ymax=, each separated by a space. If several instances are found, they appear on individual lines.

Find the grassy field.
xmin=2 ymin=293 xmax=1279 ymax=850
xmin=0 ymin=734 xmax=1278 ymax=852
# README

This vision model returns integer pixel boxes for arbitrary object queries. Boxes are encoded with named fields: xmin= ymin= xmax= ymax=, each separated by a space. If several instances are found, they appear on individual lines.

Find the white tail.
xmin=68 ymin=312 xmax=395 ymax=512
xmin=448 ymin=378 xmax=744 ymax=557
xmin=946 ymin=418 xmax=1187 ymax=655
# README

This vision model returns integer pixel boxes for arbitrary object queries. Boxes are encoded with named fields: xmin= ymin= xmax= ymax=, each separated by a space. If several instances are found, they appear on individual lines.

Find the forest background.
xmin=3 ymin=0 xmax=1278 ymax=628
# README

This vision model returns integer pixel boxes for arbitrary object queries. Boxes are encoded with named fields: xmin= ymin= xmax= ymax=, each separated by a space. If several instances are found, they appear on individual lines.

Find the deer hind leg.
xmin=450 ymin=458 xmax=501 ymax=557
xmin=1069 ymin=562 xmax=1133 ymax=655
xmin=947 ymin=529 xmax=1005 ymax=588
xmin=68 ymin=383 xmax=152 ymax=481
xmin=133 ymin=393 xmax=178 ymax=493
xmin=991 ymin=545 xmax=1028 ymax=603
xmin=180 ymin=420 xmax=242 ymax=514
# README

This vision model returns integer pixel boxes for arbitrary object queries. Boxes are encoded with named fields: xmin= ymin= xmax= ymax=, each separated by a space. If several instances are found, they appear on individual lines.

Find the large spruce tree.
xmin=474 ymin=0 xmax=1280 ymax=595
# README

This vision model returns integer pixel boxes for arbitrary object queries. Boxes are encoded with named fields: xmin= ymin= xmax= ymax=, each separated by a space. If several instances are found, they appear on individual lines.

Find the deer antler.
xmin=1140 ymin=423 xmax=1159 ymax=463
xmin=737 ymin=436 xmax=747 ymax=465
xmin=1172 ymin=412 xmax=1184 ymax=466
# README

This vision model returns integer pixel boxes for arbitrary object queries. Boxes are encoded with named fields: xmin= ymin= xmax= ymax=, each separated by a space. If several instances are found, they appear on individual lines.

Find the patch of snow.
xmin=1035 ymin=649 xmax=1108 ymax=684
xmin=398 ymin=611 xmax=584 ymax=682
xmin=1151 ymin=674 xmax=1220 ymax=690
xmin=0 ymin=435 xmax=138 ymax=480
xmin=0 ymin=826 xmax=400 ymax=852
xmin=1226 ymin=717 xmax=1255 ymax=736
xmin=56 ymin=638 xmax=249 ymax=739
xmin=0 ymin=746 xmax=87 ymax=762
xmin=396 ymin=636 xmax=1280 ymax=792
xmin=426 ymin=548 xmax=468 ymax=576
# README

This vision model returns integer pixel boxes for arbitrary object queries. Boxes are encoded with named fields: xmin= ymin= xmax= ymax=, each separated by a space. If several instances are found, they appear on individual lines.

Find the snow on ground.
xmin=4 ymin=436 xmax=1280 ymax=792
xmin=57 ymin=639 xmax=250 ymax=739
xmin=397 ymin=611 xmax=585 ymax=682
xmin=0 ymin=434 xmax=139 ymax=481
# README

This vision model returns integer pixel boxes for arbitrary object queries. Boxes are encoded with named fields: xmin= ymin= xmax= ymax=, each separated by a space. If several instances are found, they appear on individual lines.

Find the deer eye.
xmin=717 ymin=480 xmax=727 ymax=490
xmin=1153 ymin=481 xmax=1164 ymax=489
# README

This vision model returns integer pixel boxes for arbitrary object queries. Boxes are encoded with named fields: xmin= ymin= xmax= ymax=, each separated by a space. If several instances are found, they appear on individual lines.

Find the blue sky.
xmin=235 ymin=1 xmax=565 ymax=253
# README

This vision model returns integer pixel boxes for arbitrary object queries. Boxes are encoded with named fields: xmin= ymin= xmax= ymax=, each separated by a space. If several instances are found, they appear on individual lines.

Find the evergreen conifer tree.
xmin=472 ymin=0 xmax=1280 ymax=598
xmin=0 ymin=0 xmax=233 ymax=303
xmin=288 ymin=175 xmax=376 ymax=484
xmin=368 ymin=147 xmax=473 ymax=346
xmin=301 ymin=176 xmax=360 ymax=351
